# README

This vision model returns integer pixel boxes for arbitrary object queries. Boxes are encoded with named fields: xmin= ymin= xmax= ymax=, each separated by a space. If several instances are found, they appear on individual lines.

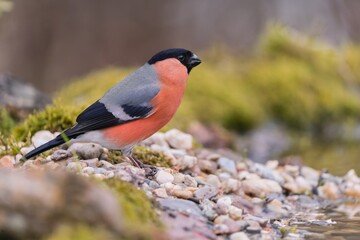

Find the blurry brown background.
xmin=0 ymin=0 xmax=360 ymax=92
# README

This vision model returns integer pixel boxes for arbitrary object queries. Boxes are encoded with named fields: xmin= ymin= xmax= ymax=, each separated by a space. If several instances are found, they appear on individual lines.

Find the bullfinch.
xmin=24 ymin=48 xmax=201 ymax=168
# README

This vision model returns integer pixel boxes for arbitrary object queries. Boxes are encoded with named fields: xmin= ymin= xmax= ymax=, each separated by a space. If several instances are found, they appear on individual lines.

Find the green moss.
xmin=133 ymin=146 xmax=172 ymax=168
xmin=0 ymin=134 xmax=22 ymax=157
xmin=0 ymin=108 xmax=17 ymax=136
xmin=12 ymin=100 xmax=80 ymax=141
xmin=46 ymin=224 xmax=116 ymax=240
xmin=103 ymin=178 xmax=163 ymax=239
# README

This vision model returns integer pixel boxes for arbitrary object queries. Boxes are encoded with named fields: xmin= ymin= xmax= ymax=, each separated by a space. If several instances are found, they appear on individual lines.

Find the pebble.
xmin=206 ymin=174 xmax=222 ymax=188
xmin=242 ymin=179 xmax=282 ymax=198
xmin=153 ymin=188 xmax=169 ymax=198
xmin=198 ymin=159 xmax=217 ymax=173
xmin=173 ymin=173 xmax=185 ymax=184
xmin=145 ymin=132 xmax=169 ymax=148
xmin=200 ymin=199 xmax=218 ymax=220
xmin=217 ymin=196 xmax=232 ymax=214
xmin=80 ymin=158 xmax=99 ymax=167
xmin=68 ymin=142 xmax=103 ymax=159
xmin=318 ymin=181 xmax=340 ymax=200
xmin=218 ymin=157 xmax=237 ymax=175
xmin=229 ymin=206 xmax=243 ymax=220
xmin=194 ymin=186 xmax=219 ymax=200
xmin=20 ymin=146 xmax=35 ymax=156
xmin=0 ymin=156 xmax=14 ymax=168
xmin=82 ymin=167 xmax=95 ymax=175
xmin=98 ymin=160 xmax=115 ymax=169
xmin=177 ymin=155 xmax=198 ymax=170
xmin=51 ymin=149 xmax=71 ymax=161
xmin=155 ymin=170 xmax=174 ymax=184
xmin=164 ymin=129 xmax=193 ymax=150
xmin=230 ymin=232 xmax=250 ymax=240
xmin=172 ymin=189 xmax=193 ymax=199
xmin=31 ymin=130 xmax=54 ymax=147
xmin=66 ymin=162 xmax=83 ymax=172
xmin=183 ymin=175 xmax=197 ymax=187
xmin=222 ymin=178 xmax=240 ymax=193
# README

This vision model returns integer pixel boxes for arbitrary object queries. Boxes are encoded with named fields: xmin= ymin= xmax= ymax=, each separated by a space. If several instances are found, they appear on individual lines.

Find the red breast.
xmin=103 ymin=58 xmax=188 ymax=146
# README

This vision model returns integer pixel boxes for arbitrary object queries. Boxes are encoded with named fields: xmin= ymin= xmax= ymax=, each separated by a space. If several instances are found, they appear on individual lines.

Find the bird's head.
xmin=148 ymin=48 xmax=201 ymax=73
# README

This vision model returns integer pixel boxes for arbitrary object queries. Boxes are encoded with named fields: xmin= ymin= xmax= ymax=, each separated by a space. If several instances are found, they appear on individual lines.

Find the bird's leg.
xmin=127 ymin=154 xmax=144 ymax=168
xmin=127 ymin=154 xmax=158 ymax=177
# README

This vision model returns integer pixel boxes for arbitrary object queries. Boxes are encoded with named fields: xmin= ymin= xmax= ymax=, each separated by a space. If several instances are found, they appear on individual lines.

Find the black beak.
xmin=189 ymin=54 xmax=201 ymax=68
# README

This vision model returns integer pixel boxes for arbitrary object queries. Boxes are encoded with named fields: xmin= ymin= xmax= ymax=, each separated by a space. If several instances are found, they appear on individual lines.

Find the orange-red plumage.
xmin=103 ymin=59 xmax=188 ymax=146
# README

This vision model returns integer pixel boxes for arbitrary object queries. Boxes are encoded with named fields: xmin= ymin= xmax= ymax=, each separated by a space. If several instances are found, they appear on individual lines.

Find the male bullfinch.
xmin=25 ymin=48 xmax=201 ymax=168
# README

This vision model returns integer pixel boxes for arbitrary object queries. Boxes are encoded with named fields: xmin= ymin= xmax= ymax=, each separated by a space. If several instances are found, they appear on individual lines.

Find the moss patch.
xmin=0 ymin=108 xmax=17 ymax=136
xmin=103 ymin=178 xmax=164 ymax=239
xmin=133 ymin=146 xmax=172 ymax=168
xmin=46 ymin=224 xmax=116 ymax=240
xmin=12 ymin=100 xmax=80 ymax=141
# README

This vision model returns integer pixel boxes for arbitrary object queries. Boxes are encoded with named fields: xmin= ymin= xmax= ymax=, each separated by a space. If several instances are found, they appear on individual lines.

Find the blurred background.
xmin=1 ymin=0 xmax=360 ymax=175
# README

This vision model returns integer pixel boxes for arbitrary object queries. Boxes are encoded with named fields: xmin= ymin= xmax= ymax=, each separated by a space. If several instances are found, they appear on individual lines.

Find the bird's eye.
xmin=177 ymin=55 xmax=185 ymax=62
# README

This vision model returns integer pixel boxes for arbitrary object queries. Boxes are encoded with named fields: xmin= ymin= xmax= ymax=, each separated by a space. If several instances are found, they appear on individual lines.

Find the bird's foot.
xmin=142 ymin=164 xmax=158 ymax=177
xmin=128 ymin=155 xmax=158 ymax=177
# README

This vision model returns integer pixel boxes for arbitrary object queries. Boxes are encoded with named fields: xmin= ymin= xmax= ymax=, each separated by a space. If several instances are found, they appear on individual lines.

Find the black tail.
xmin=24 ymin=136 xmax=66 ymax=159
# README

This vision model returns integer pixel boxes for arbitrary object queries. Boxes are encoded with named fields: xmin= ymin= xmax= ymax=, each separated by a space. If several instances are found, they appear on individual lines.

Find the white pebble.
xmin=164 ymin=129 xmax=193 ymax=150
xmin=31 ymin=130 xmax=54 ymax=147
xmin=156 ymin=170 xmax=174 ymax=184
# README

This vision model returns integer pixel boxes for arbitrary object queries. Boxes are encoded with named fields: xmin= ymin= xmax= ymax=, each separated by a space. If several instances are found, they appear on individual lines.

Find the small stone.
xmin=206 ymin=174 xmax=222 ymax=188
xmin=31 ymin=130 xmax=54 ymax=147
xmin=82 ymin=166 xmax=95 ymax=175
xmin=267 ymin=199 xmax=288 ymax=216
xmin=177 ymin=155 xmax=198 ymax=170
xmin=222 ymin=178 xmax=240 ymax=193
xmin=229 ymin=206 xmax=243 ymax=220
xmin=200 ymin=199 xmax=218 ymax=220
xmin=164 ymin=129 xmax=193 ymax=150
xmin=184 ymin=175 xmax=197 ymax=187
xmin=230 ymin=232 xmax=250 ymax=240
xmin=214 ymin=214 xmax=230 ymax=224
xmin=94 ymin=173 xmax=105 ymax=180
xmin=0 ymin=156 xmax=14 ymax=168
xmin=295 ymin=176 xmax=312 ymax=193
xmin=344 ymin=169 xmax=360 ymax=184
xmin=245 ymin=220 xmax=262 ymax=233
xmin=105 ymin=171 xmax=114 ymax=178
xmin=242 ymin=179 xmax=282 ymax=198
xmin=173 ymin=173 xmax=185 ymax=184
xmin=301 ymin=166 xmax=320 ymax=186
xmin=155 ymin=170 xmax=174 ymax=184
xmin=66 ymin=162 xmax=83 ymax=172
xmin=80 ymin=158 xmax=99 ymax=167
xmin=217 ymin=196 xmax=232 ymax=214
xmin=172 ymin=189 xmax=193 ymax=199
xmin=194 ymin=186 xmax=219 ymax=200
xmin=214 ymin=224 xmax=230 ymax=235
xmin=20 ymin=146 xmax=35 ymax=156
xmin=145 ymin=132 xmax=169 ymax=148
xmin=51 ymin=149 xmax=71 ymax=161
xmin=218 ymin=157 xmax=237 ymax=175
xmin=153 ymin=188 xmax=168 ymax=198
xmin=68 ymin=143 xmax=103 ymax=159
xmin=266 ymin=160 xmax=279 ymax=169
xmin=44 ymin=161 xmax=61 ymax=170
xmin=284 ymin=165 xmax=299 ymax=177
xmin=318 ymin=181 xmax=340 ymax=200
xmin=198 ymin=160 xmax=217 ymax=173
xmin=98 ymin=160 xmax=115 ymax=169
